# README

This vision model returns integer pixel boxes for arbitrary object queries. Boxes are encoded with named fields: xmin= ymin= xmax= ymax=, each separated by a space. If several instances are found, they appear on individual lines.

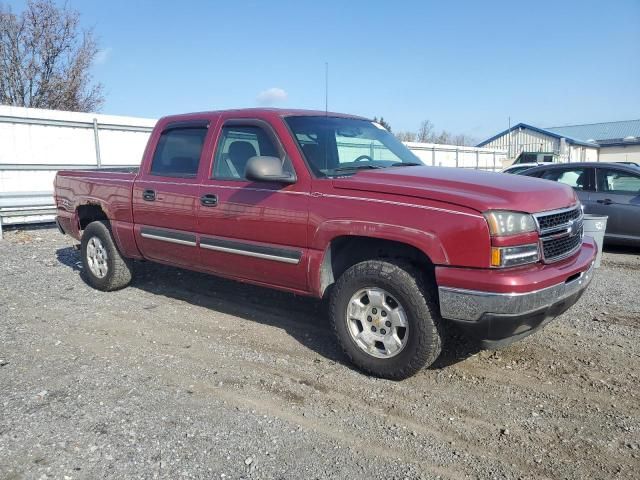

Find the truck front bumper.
xmin=437 ymin=239 xmax=597 ymax=348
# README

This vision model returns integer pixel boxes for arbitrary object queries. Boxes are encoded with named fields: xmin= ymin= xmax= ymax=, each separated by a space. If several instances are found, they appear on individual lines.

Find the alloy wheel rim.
xmin=86 ymin=236 xmax=108 ymax=278
xmin=345 ymin=287 xmax=409 ymax=359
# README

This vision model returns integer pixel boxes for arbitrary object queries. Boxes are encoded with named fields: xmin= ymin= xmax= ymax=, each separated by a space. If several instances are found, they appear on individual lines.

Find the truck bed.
xmin=54 ymin=169 xmax=138 ymax=241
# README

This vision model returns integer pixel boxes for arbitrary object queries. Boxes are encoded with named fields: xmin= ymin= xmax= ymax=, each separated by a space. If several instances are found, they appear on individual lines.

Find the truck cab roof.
xmin=158 ymin=108 xmax=369 ymax=123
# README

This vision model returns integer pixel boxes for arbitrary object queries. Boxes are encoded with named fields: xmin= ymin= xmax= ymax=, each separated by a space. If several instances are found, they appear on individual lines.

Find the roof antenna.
xmin=325 ymin=62 xmax=329 ymax=115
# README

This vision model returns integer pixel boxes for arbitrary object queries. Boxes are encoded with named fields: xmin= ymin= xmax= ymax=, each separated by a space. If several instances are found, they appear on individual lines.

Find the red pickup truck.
xmin=55 ymin=109 xmax=596 ymax=379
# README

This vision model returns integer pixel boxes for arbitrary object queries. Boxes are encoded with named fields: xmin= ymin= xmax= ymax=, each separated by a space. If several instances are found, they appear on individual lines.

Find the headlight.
xmin=491 ymin=244 xmax=540 ymax=268
xmin=484 ymin=211 xmax=537 ymax=236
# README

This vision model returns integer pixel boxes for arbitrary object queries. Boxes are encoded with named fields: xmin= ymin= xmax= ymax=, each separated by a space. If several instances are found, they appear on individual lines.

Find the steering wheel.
xmin=353 ymin=155 xmax=374 ymax=162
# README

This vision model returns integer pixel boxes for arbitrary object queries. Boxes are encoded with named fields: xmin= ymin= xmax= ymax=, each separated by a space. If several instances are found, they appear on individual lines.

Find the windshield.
xmin=285 ymin=116 xmax=422 ymax=177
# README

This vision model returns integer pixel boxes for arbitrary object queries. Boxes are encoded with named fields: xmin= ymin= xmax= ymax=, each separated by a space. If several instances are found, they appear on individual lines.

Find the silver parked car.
xmin=520 ymin=162 xmax=640 ymax=246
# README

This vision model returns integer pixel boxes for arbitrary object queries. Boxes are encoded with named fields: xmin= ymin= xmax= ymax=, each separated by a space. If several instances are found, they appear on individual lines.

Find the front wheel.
xmin=81 ymin=221 xmax=133 ymax=291
xmin=329 ymin=260 xmax=442 ymax=380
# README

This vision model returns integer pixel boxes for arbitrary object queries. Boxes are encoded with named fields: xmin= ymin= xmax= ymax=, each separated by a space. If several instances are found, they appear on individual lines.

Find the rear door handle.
xmin=142 ymin=189 xmax=156 ymax=201
xmin=200 ymin=194 xmax=218 ymax=207
xmin=597 ymin=198 xmax=612 ymax=205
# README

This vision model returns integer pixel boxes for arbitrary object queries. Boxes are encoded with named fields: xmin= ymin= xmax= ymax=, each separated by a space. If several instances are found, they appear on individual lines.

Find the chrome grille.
xmin=535 ymin=206 xmax=584 ymax=262
xmin=542 ymin=225 xmax=583 ymax=260
xmin=536 ymin=207 xmax=581 ymax=234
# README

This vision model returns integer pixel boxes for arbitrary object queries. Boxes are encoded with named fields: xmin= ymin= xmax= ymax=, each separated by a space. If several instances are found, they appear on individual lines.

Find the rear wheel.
xmin=330 ymin=259 xmax=442 ymax=380
xmin=81 ymin=221 xmax=133 ymax=291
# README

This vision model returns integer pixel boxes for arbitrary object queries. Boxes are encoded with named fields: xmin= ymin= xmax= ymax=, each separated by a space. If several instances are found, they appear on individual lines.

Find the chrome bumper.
xmin=438 ymin=262 xmax=595 ymax=322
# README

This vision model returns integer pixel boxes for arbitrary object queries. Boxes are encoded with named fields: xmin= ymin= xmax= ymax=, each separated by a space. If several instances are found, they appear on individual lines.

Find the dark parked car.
xmin=500 ymin=162 xmax=545 ymax=174
xmin=520 ymin=162 xmax=640 ymax=246
xmin=617 ymin=161 xmax=640 ymax=168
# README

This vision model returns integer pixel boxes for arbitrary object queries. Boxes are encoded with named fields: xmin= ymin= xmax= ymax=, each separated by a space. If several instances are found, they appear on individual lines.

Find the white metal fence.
xmin=0 ymin=105 xmax=155 ymax=235
xmin=0 ymin=106 xmax=506 ymax=233
xmin=0 ymin=105 xmax=155 ymax=193
xmin=405 ymin=142 xmax=507 ymax=170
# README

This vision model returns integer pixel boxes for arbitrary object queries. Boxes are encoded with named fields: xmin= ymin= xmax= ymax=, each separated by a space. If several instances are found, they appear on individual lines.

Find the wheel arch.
xmin=75 ymin=202 xmax=142 ymax=260
xmin=314 ymin=225 xmax=446 ymax=298
xmin=76 ymin=203 xmax=109 ymax=230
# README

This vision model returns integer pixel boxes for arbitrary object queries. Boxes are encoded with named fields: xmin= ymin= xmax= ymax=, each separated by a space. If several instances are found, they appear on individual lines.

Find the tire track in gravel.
xmin=10 ymin=313 xmax=637 ymax=479
xmin=41 ymin=308 xmax=503 ymax=475
xmin=54 ymin=327 xmax=470 ymax=480
xmin=4 ymin=230 xmax=639 ymax=479
xmin=150 ymin=309 xmax=634 ymax=471
xmin=47 ymin=312 xmax=591 ymax=479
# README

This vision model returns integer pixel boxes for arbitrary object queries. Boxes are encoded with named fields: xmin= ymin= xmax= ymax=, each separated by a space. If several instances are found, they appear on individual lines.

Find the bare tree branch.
xmin=395 ymin=131 xmax=417 ymax=142
xmin=416 ymin=120 xmax=434 ymax=143
xmin=0 ymin=0 xmax=104 ymax=111
xmin=395 ymin=119 xmax=477 ymax=146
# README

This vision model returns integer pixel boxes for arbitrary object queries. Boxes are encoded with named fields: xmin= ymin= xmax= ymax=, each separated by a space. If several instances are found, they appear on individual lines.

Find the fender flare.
xmin=308 ymin=220 xmax=449 ymax=297
xmin=311 ymin=219 xmax=449 ymax=265
xmin=74 ymin=199 xmax=142 ymax=259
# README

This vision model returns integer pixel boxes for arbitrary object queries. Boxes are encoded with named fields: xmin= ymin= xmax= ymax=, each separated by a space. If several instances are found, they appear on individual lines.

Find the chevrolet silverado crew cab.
xmin=55 ymin=109 xmax=597 ymax=379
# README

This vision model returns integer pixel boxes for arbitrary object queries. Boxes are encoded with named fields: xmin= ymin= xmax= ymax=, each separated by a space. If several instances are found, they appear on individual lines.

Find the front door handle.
xmin=597 ymin=198 xmax=612 ymax=205
xmin=142 ymin=189 xmax=156 ymax=201
xmin=200 ymin=194 xmax=218 ymax=207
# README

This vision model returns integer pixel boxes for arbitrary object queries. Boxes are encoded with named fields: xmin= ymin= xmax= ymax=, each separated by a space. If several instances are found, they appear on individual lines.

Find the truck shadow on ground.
xmin=55 ymin=246 xmax=481 ymax=373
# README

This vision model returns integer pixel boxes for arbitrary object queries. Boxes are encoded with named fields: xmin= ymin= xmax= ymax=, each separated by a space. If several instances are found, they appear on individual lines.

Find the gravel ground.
xmin=1 ymin=226 xmax=639 ymax=480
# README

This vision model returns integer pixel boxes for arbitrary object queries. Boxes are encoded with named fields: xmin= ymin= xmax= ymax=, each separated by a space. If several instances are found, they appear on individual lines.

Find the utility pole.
xmin=508 ymin=116 xmax=511 ymax=159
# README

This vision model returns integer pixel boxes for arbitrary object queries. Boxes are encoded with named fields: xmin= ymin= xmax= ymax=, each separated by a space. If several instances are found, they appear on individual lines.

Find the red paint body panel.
xmin=195 ymin=112 xmax=312 ymax=290
xmin=54 ymin=170 xmax=136 ymax=226
xmin=336 ymin=166 xmax=578 ymax=213
xmin=308 ymin=178 xmax=491 ymax=267
xmin=54 ymin=108 xmax=595 ymax=301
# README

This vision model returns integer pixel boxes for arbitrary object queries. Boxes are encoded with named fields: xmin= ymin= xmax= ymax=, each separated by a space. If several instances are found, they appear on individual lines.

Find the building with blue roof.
xmin=477 ymin=120 xmax=640 ymax=165
xmin=546 ymin=120 xmax=640 ymax=163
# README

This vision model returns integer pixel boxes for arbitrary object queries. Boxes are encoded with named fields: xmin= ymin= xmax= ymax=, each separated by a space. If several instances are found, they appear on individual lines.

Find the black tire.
xmin=80 ymin=221 xmax=133 ymax=291
xmin=330 ymin=259 xmax=442 ymax=380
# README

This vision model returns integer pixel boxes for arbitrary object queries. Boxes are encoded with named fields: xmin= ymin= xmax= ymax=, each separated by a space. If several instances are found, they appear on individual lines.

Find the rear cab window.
xmin=150 ymin=126 xmax=208 ymax=178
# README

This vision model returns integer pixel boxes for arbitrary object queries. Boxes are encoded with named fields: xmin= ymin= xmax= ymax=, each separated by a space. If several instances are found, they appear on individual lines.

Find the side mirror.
xmin=245 ymin=156 xmax=296 ymax=184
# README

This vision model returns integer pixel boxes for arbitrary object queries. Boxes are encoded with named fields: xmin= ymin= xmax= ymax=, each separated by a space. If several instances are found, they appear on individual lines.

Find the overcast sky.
xmin=7 ymin=0 xmax=640 ymax=140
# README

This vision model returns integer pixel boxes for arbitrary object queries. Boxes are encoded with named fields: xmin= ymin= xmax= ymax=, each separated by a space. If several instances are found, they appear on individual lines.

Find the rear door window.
xmin=150 ymin=127 xmax=208 ymax=178
xmin=596 ymin=168 xmax=640 ymax=194
xmin=540 ymin=167 xmax=591 ymax=191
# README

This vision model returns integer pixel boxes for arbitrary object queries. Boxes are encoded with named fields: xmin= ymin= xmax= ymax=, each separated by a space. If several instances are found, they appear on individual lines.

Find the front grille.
xmin=542 ymin=225 xmax=583 ymax=260
xmin=535 ymin=206 xmax=584 ymax=262
xmin=536 ymin=207 xmax=581 ymax=233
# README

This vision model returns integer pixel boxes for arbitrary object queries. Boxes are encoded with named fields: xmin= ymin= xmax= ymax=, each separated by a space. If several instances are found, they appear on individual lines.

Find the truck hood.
xmin=331 ymin=166 xmax=577 ymax=213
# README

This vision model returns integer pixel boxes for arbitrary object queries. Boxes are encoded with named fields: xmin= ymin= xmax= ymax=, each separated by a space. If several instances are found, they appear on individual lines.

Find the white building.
xmin=477 ymin=119 xmax=640 ymax=165
xmin=477 ymin=123 xmax=598 ymax=166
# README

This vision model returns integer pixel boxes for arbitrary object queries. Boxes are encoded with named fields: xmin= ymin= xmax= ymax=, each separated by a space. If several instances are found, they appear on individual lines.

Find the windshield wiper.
xmin=390 ymin=162 xmax=422 ymax=167
xmin=333 ymin=164 xmax=385 ymax=172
